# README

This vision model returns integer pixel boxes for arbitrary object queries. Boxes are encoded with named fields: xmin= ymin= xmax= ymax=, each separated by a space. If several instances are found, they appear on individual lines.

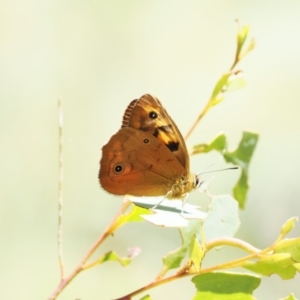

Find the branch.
xmin=48 ymin=199 xmax=131 ymax=300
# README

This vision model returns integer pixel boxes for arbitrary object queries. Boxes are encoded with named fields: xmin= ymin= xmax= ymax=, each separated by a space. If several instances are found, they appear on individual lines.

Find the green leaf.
xmin=243 ymin=235 xmax=300 ymax=280
xmin=243 ymin=37 xmax=256 ymax=57
xmin=236 ymin=24 xmax=250 ymax=58
xmin=242 ymin=253 xmax=297 ymax=279
xmin=224 ymin=132 xmax=258 ymax=166
xmin=280 ymin=217 xmax=298 ymax=237
xmin=94 ymin=249 xmax=140 ymax=267
xmin=274 ymin=237 xmax=300 ymax=262
xmin=294 ymin=263 xmax=300 ymax=272
xmin=226 ymin=73 xmax=247 ymax=92
xmin=189 ymin=235 xmax=205 ymax=273
xmin=139 ymin=295 xmax=152 ymax=300
xmin=210 ymin=73 xmax=231 ymax=105
xmin=201 ymin=195 xmax=240 ymax=242
xmin=232 ymin=169 xmax=248 ymax=208
xmin=192 ymin=131 xmax=258 ymax=208
xmin=280 ymin=294 xmax=298 ymax=300
xmin=112 ymin=204 xmax=151 ymax=231
xmin=192 ymin=133 xmax=226 ymax=155
xmin=210 ymin=95 xmax=225 ymax=107
xmin=224 ymin=131 xmax=259 ymax=208
xmin=192 ymin=272 xmax=261 ymax=300
xmin=158 ymin=220 xmax=201 ymax=278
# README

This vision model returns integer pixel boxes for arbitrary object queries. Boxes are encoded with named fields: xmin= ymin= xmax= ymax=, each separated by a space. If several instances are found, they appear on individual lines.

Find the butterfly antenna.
xmin=196 ymin=162 xmax=216 ymax=175
xmin=195 ymin=151 xmax=227 ymax=175
xmin=197 ymin=166 xmax=238 ymax=176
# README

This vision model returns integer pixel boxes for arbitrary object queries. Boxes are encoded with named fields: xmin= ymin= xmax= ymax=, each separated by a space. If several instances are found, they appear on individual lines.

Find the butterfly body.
xmin=99 ymin=94 xmax=198 ymax=199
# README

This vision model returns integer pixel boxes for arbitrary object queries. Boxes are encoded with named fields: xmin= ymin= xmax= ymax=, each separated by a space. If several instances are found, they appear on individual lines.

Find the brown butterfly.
xmin=99 ymin=94 xmax=201 ymax=200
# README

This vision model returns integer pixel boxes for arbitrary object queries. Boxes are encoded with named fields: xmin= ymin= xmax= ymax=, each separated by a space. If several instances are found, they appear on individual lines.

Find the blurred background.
xmin=1 ymin=1 xmax=300 ymax=299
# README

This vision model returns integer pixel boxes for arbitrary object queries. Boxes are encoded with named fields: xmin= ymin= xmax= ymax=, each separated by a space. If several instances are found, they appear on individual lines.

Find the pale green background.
xmin=1 ymin=1 xmax=300 ymax=299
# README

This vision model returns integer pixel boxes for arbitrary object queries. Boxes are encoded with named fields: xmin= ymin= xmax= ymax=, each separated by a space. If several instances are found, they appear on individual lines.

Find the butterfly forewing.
xmin=121 ymin=94 xmax=190 ymax=172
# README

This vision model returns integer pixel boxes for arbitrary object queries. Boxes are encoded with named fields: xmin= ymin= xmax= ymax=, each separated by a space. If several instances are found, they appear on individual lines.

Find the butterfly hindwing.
xmin=99 ymin=127 xmax=186 ymax=196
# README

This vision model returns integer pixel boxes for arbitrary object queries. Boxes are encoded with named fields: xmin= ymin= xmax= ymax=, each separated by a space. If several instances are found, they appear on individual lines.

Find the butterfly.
xmin=99 ymin=94 xmax=201 ymax=200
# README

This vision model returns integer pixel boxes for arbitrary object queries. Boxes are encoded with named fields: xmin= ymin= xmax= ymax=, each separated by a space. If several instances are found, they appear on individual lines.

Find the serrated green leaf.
xmin=158 ymin=220 xmax=201 ymax=278
xmin=275 ymin=237 xmax=300 ymax=262
xmin=280 ymin=217 xmax=298 ymax=237
xmin=192 ymin=272 xmax=260 ymax=300
xmin=280 ymin=294 xmax=298 ymax=300
xmin=242 ymin=253 xmax=297 ymax=279
xmin=224 ymin=131 xmax=259 ymax=208
xmin=189 ymin=235 xmax=205 ymax=273
xmin=201 ymin=195 xmax=240 ymax=242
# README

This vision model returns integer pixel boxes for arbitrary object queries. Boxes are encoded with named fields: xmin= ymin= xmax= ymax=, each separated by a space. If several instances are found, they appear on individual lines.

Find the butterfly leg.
xmin=197 ymin=176 xmax=214 ymax=195
xmin=151 ymin=191 xmax=173 ymax=210
xmin=180 ymin=193 xmax=189 ymax=215
xmin=196 ymin=179 xmax=205 ymax=190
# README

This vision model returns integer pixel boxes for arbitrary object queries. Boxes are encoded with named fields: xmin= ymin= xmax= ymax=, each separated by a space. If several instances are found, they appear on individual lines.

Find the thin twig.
xmin=184 ymin=60 xmax=239 ymax=142
xmin=184 ymin=100 xmax=211 ymax=141
xmin=206 ymin=237 xmax=261 ymax=253
xmin=184 ymin=24 xmax=248 ymax=142
xmin=49 ymin=198 xmax=131 ymax=300
xmin=57 ymin=97 xmax=64 ymax=279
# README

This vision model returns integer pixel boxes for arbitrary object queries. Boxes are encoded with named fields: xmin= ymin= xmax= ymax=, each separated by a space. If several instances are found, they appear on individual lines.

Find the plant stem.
xmin=184 ymin=100 xmax=211 ymax=141
xmin=116 ymin=247 xmax=261 ymax=300
xmin=184 ymin=24 xmax=250 ymax=142
xmin=206 ymin=237 xmax=261 ymax=253
xmin=57 ymin=98 xmax=64 ymax=279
